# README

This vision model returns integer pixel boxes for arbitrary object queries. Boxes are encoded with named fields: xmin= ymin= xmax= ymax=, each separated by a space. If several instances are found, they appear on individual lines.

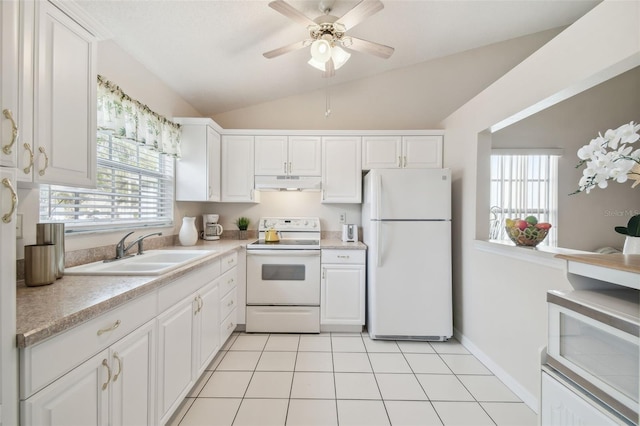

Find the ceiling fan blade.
xmin=335 ymin=0 xmax=384 ymax=31
xmin=344 ymin=36 xmax=394 ymax=59
xmin=323 ymin=58 xmax=335 ymax=78
xmin=263 ymin=40 xmax=308 ymax=59
xmin=268 ymin=0 xmax=317 ymax=27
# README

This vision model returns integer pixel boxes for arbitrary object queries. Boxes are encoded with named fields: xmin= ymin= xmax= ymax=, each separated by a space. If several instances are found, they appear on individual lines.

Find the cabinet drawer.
xmin=220 ymin=267 xmax=237 ymax=297
xmin=220 ymin=308 xmax=237 ymax=343
xmin=158 ymin=260 xmax=220 ymax=312
xmin=321 ymin=249 xmax=365 ymax=264
xmin=220 ymin=287 xmax=237 ymax=320
xmin=220 ymin=251 xmax=238 ymax=274
xmin=20 ymin=291 xmax=157 ymax=399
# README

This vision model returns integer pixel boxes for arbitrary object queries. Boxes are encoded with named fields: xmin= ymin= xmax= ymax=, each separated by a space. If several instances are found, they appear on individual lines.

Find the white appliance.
xmin=246 ymin=217 xmax=321 ymax=333
xmin=362 ymin=168 xmax=452 ymax=341
xmin=545 ymin=288 xmax=639 ymax=424
xmin=342 ymin=224 xmax=357 ymax=242
xmin=202 ymin=214 xmax=223 ymax=240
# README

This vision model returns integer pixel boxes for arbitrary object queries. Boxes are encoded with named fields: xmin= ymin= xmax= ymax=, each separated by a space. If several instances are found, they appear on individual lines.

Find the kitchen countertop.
xmin=16 ymin=240 xmax=245 ymax=348
xmin=320 ymin=239 xmax=367 ymax=250
xmin=555 ymin=253 xmax=640 ymax=274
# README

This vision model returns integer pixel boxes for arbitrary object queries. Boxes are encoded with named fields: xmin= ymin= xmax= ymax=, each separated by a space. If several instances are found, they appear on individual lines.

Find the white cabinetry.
xmin=362 ymin=135 xmax=442 ymax=169
xmin=18 ymin=0 xmax=97 ymax=187
xmin=221 ymin=135 xmax=258 ymax=202
xmin=321 ymin=249 xmax=366 ymax=332
xmin=175 ymin=118 xmax=221 ymax=201
xmin=1 ymin=0 xmax=19 ymax=168
xmin=219 ymin=251 xmax=238 ymax=342
xmin=322 ymin=136 xmax=361 ymax=203
xmin=255 ymin=135 xmax=321 ymax=176
xmin=541 ymin=370 xmax=627 ymax=425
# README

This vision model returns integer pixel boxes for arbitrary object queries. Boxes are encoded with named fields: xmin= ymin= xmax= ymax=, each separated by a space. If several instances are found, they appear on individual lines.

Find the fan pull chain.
xmin=325 ymin=80 xmax=331 ymax=118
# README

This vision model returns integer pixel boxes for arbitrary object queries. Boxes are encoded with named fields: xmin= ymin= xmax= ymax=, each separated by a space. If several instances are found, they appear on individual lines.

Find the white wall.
xmin=441 ymin=0 xmax=640 ymax=408
xmin=492 ymin=66 xmax=640 ymax=251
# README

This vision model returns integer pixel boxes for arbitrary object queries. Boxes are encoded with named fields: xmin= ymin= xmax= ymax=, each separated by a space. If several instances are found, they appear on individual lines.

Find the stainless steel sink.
xmin=65 ymin=250 xmax=216 ymax=276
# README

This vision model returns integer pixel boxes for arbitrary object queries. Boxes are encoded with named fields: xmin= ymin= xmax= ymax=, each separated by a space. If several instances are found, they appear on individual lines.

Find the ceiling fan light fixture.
xmin=331 ymin=46 xmax=350 ymax=70
xmin=307 ymin=57 xmax=327 ymax=71
xmin=310 ymin=39 xmax=332 ymax=63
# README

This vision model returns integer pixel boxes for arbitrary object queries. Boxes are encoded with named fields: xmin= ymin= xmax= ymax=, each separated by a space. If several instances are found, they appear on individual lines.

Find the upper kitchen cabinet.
xmin=254 ymin=135 xmax=321 ymax=176
xmin=175 ymin=118 xmax=221 ymax=202
xmin=1 ymin=0 xmax=19 ymax=169
xmin=362 ymin=135 xmax=443 ymax=169
xmin=18 ymin=0 xmax=97 ymax=187
xmin=221 ymin=135 xmax=259 ymax=203
xmin=322 ymin=136 xmax=362 ymax=203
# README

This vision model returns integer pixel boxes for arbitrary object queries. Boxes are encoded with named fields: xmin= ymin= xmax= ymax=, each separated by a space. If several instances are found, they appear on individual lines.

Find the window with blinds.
xmin=39 ymin=132 xmax=174 ymax=232
xmin=489 ymin=150 xmax=560 ymax=246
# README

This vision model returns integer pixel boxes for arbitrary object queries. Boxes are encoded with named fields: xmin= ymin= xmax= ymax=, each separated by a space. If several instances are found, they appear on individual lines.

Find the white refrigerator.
xmin=362 ymin=168 xmax=452 ymax=341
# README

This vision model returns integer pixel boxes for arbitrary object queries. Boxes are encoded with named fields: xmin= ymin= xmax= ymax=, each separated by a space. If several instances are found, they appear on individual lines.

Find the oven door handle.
xmin=247 ymin=250 xmax=320 ymax=256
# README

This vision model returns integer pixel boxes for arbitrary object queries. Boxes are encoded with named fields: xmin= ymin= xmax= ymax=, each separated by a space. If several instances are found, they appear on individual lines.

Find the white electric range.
xmin=245 ymin=217 xmax=321 ymax=333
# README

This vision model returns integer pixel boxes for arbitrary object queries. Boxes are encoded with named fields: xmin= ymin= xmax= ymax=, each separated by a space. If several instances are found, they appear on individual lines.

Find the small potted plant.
xmin=615 ymin=214 xmax=640 ymax=254
xmin=234 ymin=217 xmax=250 ymax=240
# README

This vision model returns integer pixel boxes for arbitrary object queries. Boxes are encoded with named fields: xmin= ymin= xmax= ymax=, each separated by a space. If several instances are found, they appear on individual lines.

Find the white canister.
xmin=179 ymin=216 xmax=198 ymax=246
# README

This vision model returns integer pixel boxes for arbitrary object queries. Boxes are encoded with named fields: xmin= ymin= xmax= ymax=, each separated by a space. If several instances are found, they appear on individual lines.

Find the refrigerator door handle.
xmin=376 ymin=173 xmax=382 ymax=220
xmin=376 ymin=220 xmax=382 ymax=267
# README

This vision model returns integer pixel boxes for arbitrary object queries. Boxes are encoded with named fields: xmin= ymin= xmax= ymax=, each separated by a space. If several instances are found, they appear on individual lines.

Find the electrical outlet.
xmin=16 ymin=214 xmax=23 ymax=239
xmin=339 ymin=212 xmax=347 ymax=224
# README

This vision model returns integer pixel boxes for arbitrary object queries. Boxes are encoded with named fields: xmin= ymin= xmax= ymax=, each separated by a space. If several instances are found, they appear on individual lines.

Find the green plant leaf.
xmin=615 ymin=226 xmax=629 ymax=235
xmin=626 ymin=215 xmax=640 ymax=237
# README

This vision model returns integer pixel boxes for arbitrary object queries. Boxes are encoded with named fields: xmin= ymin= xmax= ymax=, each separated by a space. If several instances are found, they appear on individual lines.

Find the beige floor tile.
xmin=458 ymin=375 xmax=521 ymax=402
xmin=397 ymin=341 xmax=436 ymax=354
xmin=295 ymin=351 xmax=333 ymax=372
xmin=187 ymin=371 xmax=212 ymax=397
xmin=206 ymin=350 xmax=226 ymax=371
xmin=290 ymin=372 xmax=335 ymax=398
xmin=229 ymin=334 xmax=269 ymax=351
xmin=337 ymin=400 xmax=390 ymax=426
xmin=178 ymin=398 xmax=241 ymax=426
xmin=430 ymin=339 xmax=469 ymax=354
xmin=286 ymin=399 xmax=338 ymax=426
xmin=440 ymin=354 xmax=492 ymax=375
xmin=404 ymin=353 xmax=452 ymax=374
xmin=384 ymin=400 xmax=444 ymax=426
xmin=165 ymin=397 xmax=195 ymax=426
xmin=332 ymin=336 xmax=366 ymax=352
xmin=264 ymin=334 xmax=300 ymax=351
xmin=375 ymin=373 xmax=428 ymax=401
xmin=233 ymin=398 xmax=288 ymax=426
xmin=216 ymin=351 xmax=261 ymax=371
xmin=199 ymin=371 xmax=253 ymax=398
xmin=333 ymin=352 xmax=373 ymax=373
xmin=415 ymin=374 xmax=474 ymax=401
xmin=256 ymin=351 xmax=297 ymax=371
xmin=335 ymin=372 xmax=381 ymax=400
xmin=481 ymin=402 xmax=537 ymax=426
xmin=298 ymin=335 xmax=332 ymax=352
xmin=368 ymin=353 xmax=412 ymax=373
xmin=363 ymin=338 xmax=401 ymax=353
xmin=432 ymin=401 xmax=495 ymax=425
xmin=245 ymin=371 xmax=293 ymax=398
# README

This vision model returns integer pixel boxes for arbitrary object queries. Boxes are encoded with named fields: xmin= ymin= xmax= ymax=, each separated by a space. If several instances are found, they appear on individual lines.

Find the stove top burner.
xmin=247 ymin=239 xmax=320 ymax=250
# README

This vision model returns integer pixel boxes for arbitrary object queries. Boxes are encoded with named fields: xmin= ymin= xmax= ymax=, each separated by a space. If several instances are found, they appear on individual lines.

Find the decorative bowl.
xmin=505 ymin=225 xmax=549 ymax=247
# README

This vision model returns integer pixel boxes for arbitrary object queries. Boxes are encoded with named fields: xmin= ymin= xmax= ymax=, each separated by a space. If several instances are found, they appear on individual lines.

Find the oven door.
xmin=547 ymin=300 xmax=639 ymax=422
xmin=247 ymin=250 xmax=320 ymax=305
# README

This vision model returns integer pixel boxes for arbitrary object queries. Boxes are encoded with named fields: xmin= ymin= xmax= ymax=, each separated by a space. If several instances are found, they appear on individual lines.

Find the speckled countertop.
xmin=16 ymin=240 xmax=245 ymax=348
xmin=555 ymin=253 xmax=640 ymax=274
xmin=16 ymin=238 xmax=366 ymax=348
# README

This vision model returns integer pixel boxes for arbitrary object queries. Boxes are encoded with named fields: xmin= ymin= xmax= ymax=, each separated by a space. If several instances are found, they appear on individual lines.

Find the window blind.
xmin=489 ymin=153 xmax=559 ymax=246
xmin=40 ymin=132 xmax=174 ymax=231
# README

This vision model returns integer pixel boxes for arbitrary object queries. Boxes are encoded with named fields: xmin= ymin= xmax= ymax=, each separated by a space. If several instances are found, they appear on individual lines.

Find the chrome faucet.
xmin=113 ymin=231 xmax=163 ymax=260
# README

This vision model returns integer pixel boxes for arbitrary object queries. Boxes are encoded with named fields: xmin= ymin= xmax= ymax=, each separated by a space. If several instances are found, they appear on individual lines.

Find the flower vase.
xmin=238 ymin=230 xmax=247 ymax=240
xmin=179 ymin=216 xmax=198 ymax=246
xmin=623 ymin=236 xmax=640 ymax=254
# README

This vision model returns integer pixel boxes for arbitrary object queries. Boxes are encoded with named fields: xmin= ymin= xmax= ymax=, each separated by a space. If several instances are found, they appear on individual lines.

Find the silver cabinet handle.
xmin=284 ymin=162 xmax=287 ymax=174
xmin=337 ymin=255 xmax=350 ymax=259
xmin=397 ymin=156 xmax=402 ymax=167
xmin=112 ymin=352 xmax=122 ymax=382
xmin=288 ymin=162 xmax=292 ymax=174
xmin=101 ymin=359 xmax=111 ymax=390
xmin=97 ymin=319 xmax=121 ymax=336
xmin=38 ymin=147 xmax=48 ymax=176
xmin=2 ymin=178 xmax=18 ymax=224
xmin=23 ymin=143 xmax=34 ymax=174
xmin=403 ymin=156 xmax=407 ymax=167
xmin=2 ymin=109 xmax=18 ymax=155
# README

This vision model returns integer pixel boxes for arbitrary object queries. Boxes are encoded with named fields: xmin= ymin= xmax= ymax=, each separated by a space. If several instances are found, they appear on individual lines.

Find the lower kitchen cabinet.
xmin=21 ymin=319 xmax=156 ymax=426
xmin=321 ymin=249 xmax=366 ymax=331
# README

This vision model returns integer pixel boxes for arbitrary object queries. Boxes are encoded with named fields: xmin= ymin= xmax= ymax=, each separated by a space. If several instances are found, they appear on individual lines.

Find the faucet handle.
xmin=118 ymin=231 xmax=135 ymax=245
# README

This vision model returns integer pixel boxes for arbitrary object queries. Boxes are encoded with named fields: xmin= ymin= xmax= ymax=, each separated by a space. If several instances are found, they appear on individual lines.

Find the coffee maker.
xmin=202 ymin=214 xmax=223 ymax=240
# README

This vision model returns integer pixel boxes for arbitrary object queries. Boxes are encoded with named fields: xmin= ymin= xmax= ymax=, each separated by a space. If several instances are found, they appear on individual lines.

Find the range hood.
xmin=254 ymin=175 xmax=322 ymax=191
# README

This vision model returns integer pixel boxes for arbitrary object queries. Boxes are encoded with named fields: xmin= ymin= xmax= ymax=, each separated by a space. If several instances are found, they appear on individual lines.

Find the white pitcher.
xmin=179 ymin=216 xmax=198 ymax=246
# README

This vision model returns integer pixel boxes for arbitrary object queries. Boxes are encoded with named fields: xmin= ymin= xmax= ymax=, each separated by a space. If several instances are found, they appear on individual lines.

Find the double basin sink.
xmin=65 ymin=250 xmax=216 ymax=276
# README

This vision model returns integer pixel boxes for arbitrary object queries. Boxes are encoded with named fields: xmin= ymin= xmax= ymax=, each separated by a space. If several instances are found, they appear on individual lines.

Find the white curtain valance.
xmin=96 ymin=75 xmax=181 ymax=158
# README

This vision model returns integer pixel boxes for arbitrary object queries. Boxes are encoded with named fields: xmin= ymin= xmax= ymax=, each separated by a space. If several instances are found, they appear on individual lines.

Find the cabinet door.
xmin=207 ymin=127 xmax=221 ymax=201
xmin=289 ymin=136 xmax=321 ymax=176
xmin=254 ymin=135 xmax=287 ymax=175
xmin=194 ymin=280 xmax=220 ymax=377
xmin=109 ymin=320 xmax=156 ymax=426
xmin=221 ymin=135 xmax=257 ymax=202
xmin=362 ymin=136 xmax=402 ymax=169
xmin=34 ymin=1 xmax=97 ymax=187
xmin=322 ymin=136 xmax=361 ymax=203
xmin=22 ymin=350 xmax=109 ymax=426
xmin=1 ymin=0 xmax=19 ymax=168
xmin=175 ymin=124 xmax=208 ymax=201
xmin=321 ymin=264 xmax=365 ymax=325
xmin=402 ymin=136 xmax=442 ymax=168
xmin=156 ymin=297 xmax=195 ymax=423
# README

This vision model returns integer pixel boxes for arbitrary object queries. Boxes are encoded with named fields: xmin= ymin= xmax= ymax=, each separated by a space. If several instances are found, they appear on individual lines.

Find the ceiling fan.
xmin=263 ymin=0 xmax=395 ymax=77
